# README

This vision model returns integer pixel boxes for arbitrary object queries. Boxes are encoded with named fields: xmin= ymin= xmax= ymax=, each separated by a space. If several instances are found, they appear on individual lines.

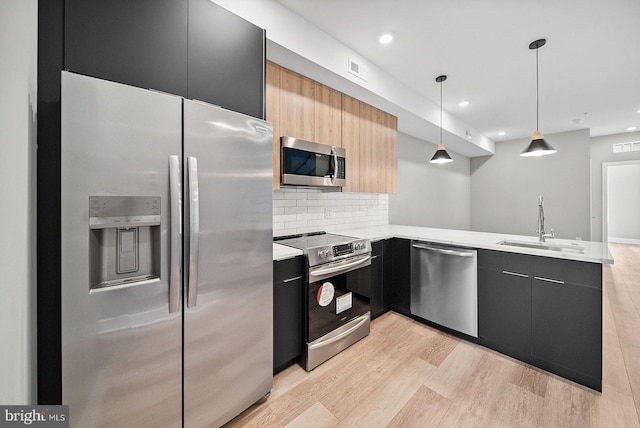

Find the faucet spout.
xmin=536 ymin=196 xmax=555 ymax=242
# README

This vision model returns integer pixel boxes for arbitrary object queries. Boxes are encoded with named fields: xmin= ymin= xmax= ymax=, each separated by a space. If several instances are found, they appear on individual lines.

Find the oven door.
xmin=306 ymin=254 xmax=371 ymax=370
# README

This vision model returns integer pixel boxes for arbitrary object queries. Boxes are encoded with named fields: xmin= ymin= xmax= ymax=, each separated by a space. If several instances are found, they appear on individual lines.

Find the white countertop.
xmin=334 ymin=225 xmax=614 ymax=264
xmin=273 ymin=243 xmax=303 ymax=261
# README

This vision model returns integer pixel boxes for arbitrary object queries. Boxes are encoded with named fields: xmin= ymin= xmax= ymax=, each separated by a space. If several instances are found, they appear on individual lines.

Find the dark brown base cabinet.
xmin=478 ymin=249 xmax=602 ymax=391
xmin=273 ymin=256 xmax=304 ymax=374
xmin=391 ymin=238 xmax=411 ymax=315
xmin=370 ymin=239 xmax=393 ymax=318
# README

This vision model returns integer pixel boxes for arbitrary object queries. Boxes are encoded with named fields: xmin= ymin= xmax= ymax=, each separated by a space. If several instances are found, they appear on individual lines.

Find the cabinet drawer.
xmin=478 ymin=249 xmax=531 ymax=274
xmin=530 ymin=256 xmax=601 ymax=289
xmin=274 ymin=256 xmax=304 ymax=283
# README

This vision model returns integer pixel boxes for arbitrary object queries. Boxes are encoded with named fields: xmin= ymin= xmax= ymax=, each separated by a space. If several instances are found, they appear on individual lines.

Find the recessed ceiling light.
xmin=498 ymin=131 xmax=506 ymax=136
xmin=628 ymin=126 xmax=638 ymax=131
xmin=378 ymin=33 xmax=393 ymax=44
xmin=636 ymin=109 xmax=640 ymax=113
xmin=459 ymin=101 xmax=469 ymax=107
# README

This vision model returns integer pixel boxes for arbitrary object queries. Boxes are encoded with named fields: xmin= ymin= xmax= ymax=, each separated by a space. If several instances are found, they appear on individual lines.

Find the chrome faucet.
xmin=536 ymin=196 xmax=555 ymax=242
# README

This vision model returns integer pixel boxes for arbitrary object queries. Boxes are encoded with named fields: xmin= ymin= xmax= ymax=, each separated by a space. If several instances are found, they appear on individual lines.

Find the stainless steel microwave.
xmin=281 ymin=136 xmax=346 ymax=188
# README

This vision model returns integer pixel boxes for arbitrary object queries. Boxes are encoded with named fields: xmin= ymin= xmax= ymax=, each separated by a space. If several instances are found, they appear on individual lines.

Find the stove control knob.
xmin=318 ymin=249 xmax=330 ymax=259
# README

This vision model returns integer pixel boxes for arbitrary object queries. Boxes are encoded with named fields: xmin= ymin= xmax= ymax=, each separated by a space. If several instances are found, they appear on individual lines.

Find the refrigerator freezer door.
xmin=61 ymin=71 xmax=182 ymax=427
xmin=183 ymin=101 xmax=273 ymax=427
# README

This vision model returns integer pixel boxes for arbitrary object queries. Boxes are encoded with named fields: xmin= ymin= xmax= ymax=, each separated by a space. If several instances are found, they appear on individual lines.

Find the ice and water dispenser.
xmin=89 ymin=196 xmax=161 ymax=290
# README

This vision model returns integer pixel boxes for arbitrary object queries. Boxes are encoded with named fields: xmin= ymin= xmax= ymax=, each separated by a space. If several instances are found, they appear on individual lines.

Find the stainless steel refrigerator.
xmin=60 ymin=71 xmax=273 ymax=427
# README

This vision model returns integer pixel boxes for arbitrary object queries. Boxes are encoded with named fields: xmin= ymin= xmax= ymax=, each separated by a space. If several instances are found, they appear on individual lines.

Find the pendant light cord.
xmin=536 ymin=46 xmax=539 ymax=131
xmin=440 ymin=79 xmax=443 ymax=145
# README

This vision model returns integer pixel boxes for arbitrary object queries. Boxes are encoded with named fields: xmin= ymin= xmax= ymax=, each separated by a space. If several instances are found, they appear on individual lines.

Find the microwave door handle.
xmin=331 ymin=146 xmax=338 ymax=185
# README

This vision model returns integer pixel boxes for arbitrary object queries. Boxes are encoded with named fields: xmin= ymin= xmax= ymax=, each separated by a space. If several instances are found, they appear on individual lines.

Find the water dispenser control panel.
xmin=89 ymin=196 xmax=161 ymax=229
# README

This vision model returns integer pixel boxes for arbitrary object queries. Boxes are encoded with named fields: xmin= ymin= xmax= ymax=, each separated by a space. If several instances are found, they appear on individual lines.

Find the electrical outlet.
xmin=324 ymin=208 xmax=332 ymax=218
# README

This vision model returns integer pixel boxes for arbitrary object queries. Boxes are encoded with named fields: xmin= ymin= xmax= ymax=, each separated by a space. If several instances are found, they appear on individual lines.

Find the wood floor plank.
xmin=539 ymin=376 xmax=594 ymax=427
xmin=489 ymin=381 xmax=545 ymax=427
xmin=284 ymin=402 xmax=339 ymax=428
xmin=589 ymin=388 xmax=640 ymax=428
xmin=386 ymin=385 xmax=451 ymax=427
xmin=509 ymin=364 xmax=550 ymax=398
xmin=334 ymin=356 xmax=434 ymax=427
xmin=421 ymin=340 xmax=486 ymax=400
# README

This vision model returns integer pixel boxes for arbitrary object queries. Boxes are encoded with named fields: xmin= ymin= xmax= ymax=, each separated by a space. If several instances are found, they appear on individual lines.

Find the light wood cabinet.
xmin=279 ymin=67 xmax=315 ymax=141
xmin=267 ymin=61 xmax=397 ymax=193
xmin=346 ymin=96 xmax=398 ymax=194
xmin=314 ymin=83 xmax=342 ymax=147
xmin=266 ymin=61 xmax=282 ymax=189
xmin=341 ymin=95 xmax=361 ymax=193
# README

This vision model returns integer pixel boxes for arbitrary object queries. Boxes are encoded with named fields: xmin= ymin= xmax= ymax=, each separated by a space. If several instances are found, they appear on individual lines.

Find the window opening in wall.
xmin=612 ymin=141 xmax=640 ymax=153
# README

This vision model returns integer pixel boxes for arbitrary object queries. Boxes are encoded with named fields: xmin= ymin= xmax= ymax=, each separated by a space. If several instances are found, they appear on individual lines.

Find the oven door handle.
xmin=309 ymin=313 xmax=370 ymax=350
xmin=309 ymin=254 xmax=371 ymax=277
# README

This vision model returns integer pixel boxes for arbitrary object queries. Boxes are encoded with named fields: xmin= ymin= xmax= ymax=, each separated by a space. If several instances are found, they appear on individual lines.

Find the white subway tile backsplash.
xmin=284 ymin=206 xmax=307 ymax=215
xmin=273 ymin=199 xmax=297 ymax=208
xmin=273 ymin=189 xmax=388 ymax=236
xmin=284 ymin=192 xmax=307 ymax=200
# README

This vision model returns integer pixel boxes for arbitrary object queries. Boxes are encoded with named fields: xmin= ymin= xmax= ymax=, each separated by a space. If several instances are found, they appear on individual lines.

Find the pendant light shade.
xmin=521 ymin=38 xmax=557 ymax=157
xmin=430 ymin=75 xmax=454 ymax=164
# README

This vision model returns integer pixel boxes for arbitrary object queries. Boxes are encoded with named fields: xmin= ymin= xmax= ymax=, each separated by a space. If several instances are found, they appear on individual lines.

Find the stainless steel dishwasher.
xmin=410 ymin=241 xmax=478 ymax=338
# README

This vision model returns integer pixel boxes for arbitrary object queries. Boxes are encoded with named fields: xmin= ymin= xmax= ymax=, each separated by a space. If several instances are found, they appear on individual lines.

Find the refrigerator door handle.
xmin=187 ymin=156 xmax=200 ymax=308
xmin=169 ymin=155 xmax=182 ymax=313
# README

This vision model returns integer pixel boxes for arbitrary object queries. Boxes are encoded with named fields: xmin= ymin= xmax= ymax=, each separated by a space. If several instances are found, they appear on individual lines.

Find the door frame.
xmin=602 ymin=160 xmax=640 ymax=244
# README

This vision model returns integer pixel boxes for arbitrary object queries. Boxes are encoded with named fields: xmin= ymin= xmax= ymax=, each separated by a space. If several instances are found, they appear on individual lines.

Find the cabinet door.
xmin=280 ymin=68 xmax=316 ymax=141
xmin=65 ymin=0 xmax=188 ymax=97
xmin=382 ymin=239 xmax=393 ymax=313
xmin=341 ymin=94 xmax=361 ymax=192
xmin=478 ymin=267 xmax=531 ymax=360
xmin=273 ymin=257 xmax=304 ymax=373
xmin=384 ymin=113 xmax=398 ymax=194
xmin=188 ymin=0 xmax=265 ymax=118
xmin=531 ymin=277 xmax=602 ymax=387
xmin=267 ymin=62 xmax=282 ymax=189
xmin=314 ymin=84 xmax=342 ymax=147
xmin=391 ymin=238 xmax=411 ymax=314
xmin=359 ymin=102 xmax=376 ymax=193
xmin=369 ymin=241 xmax=385 ymax=318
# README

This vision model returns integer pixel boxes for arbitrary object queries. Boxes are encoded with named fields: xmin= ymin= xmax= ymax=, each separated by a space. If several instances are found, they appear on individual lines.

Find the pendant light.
xmin=430 ymin=75 xmax=454 ymax=164
xmin=521 ymin=38 xmax=557 ymax=157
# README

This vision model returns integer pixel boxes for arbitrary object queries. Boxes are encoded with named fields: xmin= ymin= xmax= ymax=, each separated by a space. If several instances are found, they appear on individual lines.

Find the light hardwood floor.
xmin=226 ymin=243 xmax=640 ymax=427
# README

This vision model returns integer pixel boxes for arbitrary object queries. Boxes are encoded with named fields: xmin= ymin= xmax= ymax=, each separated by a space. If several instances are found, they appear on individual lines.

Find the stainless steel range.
xmin=275 ymin=232 xmax=372 ymax=370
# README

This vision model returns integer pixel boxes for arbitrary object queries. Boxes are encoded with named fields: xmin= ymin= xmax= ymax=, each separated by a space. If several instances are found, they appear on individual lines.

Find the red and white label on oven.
xmin=317 ymin=282 xmax=335 ymax=307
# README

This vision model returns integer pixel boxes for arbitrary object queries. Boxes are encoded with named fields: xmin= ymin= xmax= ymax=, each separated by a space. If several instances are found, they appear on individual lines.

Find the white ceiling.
xmin=275 ymin=0 xmax=640 ymax=143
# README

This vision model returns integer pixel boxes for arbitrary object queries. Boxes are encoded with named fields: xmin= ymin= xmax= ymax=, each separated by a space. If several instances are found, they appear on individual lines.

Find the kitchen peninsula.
xmin=274 ymin=224 xmax=612 ymax=391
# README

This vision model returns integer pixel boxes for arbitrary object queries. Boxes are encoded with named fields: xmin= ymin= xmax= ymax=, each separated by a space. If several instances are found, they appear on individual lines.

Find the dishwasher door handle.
xmin=411 ymin=243 xmax=475 ymax=257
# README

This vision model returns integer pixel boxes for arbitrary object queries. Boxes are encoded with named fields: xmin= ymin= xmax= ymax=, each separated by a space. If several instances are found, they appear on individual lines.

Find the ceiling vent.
xmin=613 ymin=141 xmax=640 ymax=153
xmin=348 ymin=57 xmax=368 ymax=82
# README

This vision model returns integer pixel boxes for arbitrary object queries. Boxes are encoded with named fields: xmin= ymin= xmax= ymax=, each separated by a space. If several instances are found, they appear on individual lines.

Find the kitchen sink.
xmin=497 ymin=239 xmax=585 ymax=254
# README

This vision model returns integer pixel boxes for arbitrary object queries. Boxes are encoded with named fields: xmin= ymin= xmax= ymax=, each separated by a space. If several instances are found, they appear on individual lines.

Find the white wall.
xmin=273 ymin=190 xmax=388 ymax=236
xmin=590 ymin=131 xmax=640 ymax=241
xmin=470 ymin=129 xmax=591 ymax=240
xmin=389 ymin=132 xmax=471 ymax=230
xmin=0 ymin=0 xmax=38 ymax=404
xmin=607 ymin=163 xmax=640 ymax=243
